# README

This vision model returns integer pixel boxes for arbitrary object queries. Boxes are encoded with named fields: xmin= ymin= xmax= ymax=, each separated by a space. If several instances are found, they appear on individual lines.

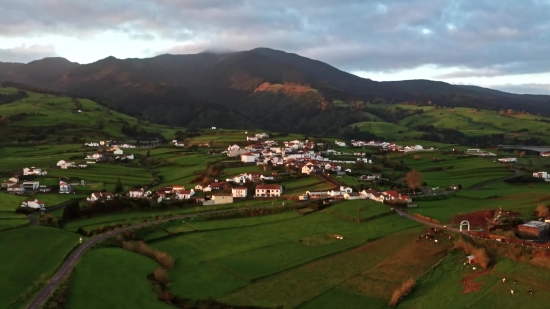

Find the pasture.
xmin=67 ymin=248 xmax=172 ymax=309
xmin=0 ymin=226 xmax=78 ymax=309
xmin=150 ymin=210 xmax=420 ymax=302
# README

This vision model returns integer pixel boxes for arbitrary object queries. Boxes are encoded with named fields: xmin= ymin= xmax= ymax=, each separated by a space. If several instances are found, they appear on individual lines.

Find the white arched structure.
xmin=460 ymin=220 xmax=470 ymax=232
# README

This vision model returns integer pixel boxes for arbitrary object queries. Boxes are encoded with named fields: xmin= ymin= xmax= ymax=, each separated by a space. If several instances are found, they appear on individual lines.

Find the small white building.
xmin=241 ymin=153 xmax=257 ymax=163
xmin=255 ymin=184 xmax=283 ymax=197
xmin=498 ymin=158 xmax=517 ymax=163
xmin=232 ymin=187 xmax=248 ymax=198
xmin=128 ymin=188 xmax=145 ymax=198
xmin=176 ymin=189 xmax=195 ymax=200
xmin=21 ymin=198 xmax=45 ymax=210
xmin=533 ymin=171 xmax=549 ymax=179
xmin=59 ymin=181 xmax=72 ymax=194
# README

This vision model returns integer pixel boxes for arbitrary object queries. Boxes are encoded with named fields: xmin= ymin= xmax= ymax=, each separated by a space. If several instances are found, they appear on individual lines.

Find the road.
xmin=393 ymin=208 xmax=466 ymax=234
xmin=24 ymin=207 xmax=250 ymax=309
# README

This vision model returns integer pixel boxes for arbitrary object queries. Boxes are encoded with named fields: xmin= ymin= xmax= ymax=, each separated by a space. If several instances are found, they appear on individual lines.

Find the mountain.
xmin=1 ymin=48 xmax=549 ymax=134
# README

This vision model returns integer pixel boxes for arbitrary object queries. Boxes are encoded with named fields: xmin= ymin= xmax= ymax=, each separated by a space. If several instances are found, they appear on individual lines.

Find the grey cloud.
xmin=0 ymin=45 xmax=56 ymax=63
xmin=489 ymin=83 xmax=550 ymax=95
xmin=1 ymin=0 xmax=550 ymax=76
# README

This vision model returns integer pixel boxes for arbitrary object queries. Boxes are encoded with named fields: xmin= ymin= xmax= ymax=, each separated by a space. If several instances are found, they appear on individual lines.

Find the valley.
xmin=1 ymin=83 xmax=550 ymax=309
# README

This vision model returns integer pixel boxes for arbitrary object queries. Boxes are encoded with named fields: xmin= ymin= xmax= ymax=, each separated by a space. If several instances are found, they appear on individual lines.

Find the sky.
xmin=1 ymin=0 xmax=550 ymax=94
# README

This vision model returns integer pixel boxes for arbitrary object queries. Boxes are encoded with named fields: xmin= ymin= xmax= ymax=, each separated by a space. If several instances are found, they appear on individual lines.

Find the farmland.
xmin=0 ymin=226 xmax=78 ymax=309
xmin=67 ymin=248 xmax=172 ymax=309
xmin=2 ymin=89 xmax=550 ymax=308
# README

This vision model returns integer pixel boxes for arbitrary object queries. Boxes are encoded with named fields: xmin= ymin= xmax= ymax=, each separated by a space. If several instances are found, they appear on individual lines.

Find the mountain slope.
xmin=1 ymin=48 xmax=550 ymax=133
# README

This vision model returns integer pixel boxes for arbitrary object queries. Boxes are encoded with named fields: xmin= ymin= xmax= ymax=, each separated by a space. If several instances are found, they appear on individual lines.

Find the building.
xmin=517 ymin=221 xmax=549 ymax=239
xmin=232 ymin=187 xmax=248 ymax=198
xmin=37 ymin=185 xmax=52 ymax=193
xmin=2 ymin=177 xmax=19 ymax=188
xmin=255 ymin=184 xmax=282 ymax=197
xmin=23 ymin=167 xmax=46 ymax=176
xmin=344 ymin=192 xmax=362 ymax=200
xmin=212 ymin=193 xmax=234 ymax=205
xmin=498 ymin=158 xmax=517 ymax=163
xmin=533 ymin=171 xmax=549 ymax=179
xmin=22 ymin=181 xmax=39 ymax=191
xmin=88 ymin=192 xmax=114 ymax=202
xmin=175 ymin=190 xmax=195 ymax=200
xmin=7 ymin=184 xmax=24 ymax=194
xmin=59 ymin=181 xmax=72 ymax=194
xmin=241 ymin=153 xmax=257 ymax=163
xmin=21 ymin=198 xmax=45 ymax=210
xmin=128 ymin=188 xmax=145 ymax=198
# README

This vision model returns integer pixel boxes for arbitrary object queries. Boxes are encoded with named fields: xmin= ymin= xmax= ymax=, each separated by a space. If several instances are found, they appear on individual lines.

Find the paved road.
xmin=24 ymin=207 xmax=250 ymax=309
xmin=393 ymin=208 xmax=467 ymax=234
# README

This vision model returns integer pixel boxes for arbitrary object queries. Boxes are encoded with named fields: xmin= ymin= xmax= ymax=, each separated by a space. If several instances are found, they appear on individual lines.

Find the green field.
xmin=350 ymin=121 xmax=423 ymax=139
xmin=151 ymin=210 xmax=420 ymax=303
xmin=67 ymin=248 xmax=172 ymax=309
xmin=0 ymin=88 xmax=180 ymax=143
xmin=322 ymin=200 xmax=392 ymax=220
xmin=0 ymin=226 xmax=79 ymax=309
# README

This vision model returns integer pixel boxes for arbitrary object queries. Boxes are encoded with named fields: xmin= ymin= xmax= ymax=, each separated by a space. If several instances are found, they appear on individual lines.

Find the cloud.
xmin=0 ymin=45 xmax=57 ymax=63
xmin=489 ymin=83 xmax=550 ymax=95
xmin=0 ymin=0 xmax=549 ymax=76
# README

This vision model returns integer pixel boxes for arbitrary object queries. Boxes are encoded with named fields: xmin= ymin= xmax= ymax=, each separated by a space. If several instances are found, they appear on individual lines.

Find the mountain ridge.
xmin=0 ymin=48 xmax=549 ymax=133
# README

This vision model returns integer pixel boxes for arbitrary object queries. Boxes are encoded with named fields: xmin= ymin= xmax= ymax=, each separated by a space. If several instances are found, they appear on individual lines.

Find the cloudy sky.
xmin=1 ymin=0 xmax=550 ymax=94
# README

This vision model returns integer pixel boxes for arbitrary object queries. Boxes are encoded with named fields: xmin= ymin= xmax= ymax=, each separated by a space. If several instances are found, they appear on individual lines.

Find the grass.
xmin=67 ymin=248 xmax=173 ymax=309
xmin=350 ymin=121 xmax=423 ymax=140
xmin=0 ymin=89 xmax=180 ymax=143
xmin=151 ymin=210 xmax=420 ymax=301
xmin=0 ymin=226 xmax=79 ymax=309
xmin=399 ymin=252 xmax=550 ymax=309
xmin=322 ymin=199 xmax=392 ymax=220
xmin=220 ymin=225 xmax=450 ymax=308
xmin=0 ymin=192 xmax=28 ymax=211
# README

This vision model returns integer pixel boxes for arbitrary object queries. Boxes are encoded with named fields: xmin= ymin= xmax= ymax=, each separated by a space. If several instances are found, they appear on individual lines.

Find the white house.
xmin=85 ymin=142 xmax=100 ymax=147
xmin=255 ymin=184 xmax=282 ymax=197
xmin=21 ymin=198 xmax=45 ymax=210
xmin=175 ymin=189 xmax=195 ymax=200
xmin=113 ymin=149 xmax=124 ymax=155
xmin=344 ymin=192 xmax=363 ymax=200
xmin=128 ymin=188 xmax=145 ymax=198
xmin=23 ymin=167 xmax=46 ymax=176
xmin=498 ymin=158 xmax=517 ymax=163
xmin=260 ymin=175 xmax=275 ymax=181
xmin=88 ymin=192 xmax=114 ymax=202
xmin=241 ymin=153 xmax=257 ymax=163
xmin=59 ymin=181 xmax=72 ymax=194
xmin=232 ymin=187 xmax=248 ymax=198
xmin=87 ymin=153 xmax=103 ymax=160
xmin=247 ymin=136 xmax=259 ymax=141
xmin=22 ymin=181 xmax=40 ymax=191
xmin=335 ymin=141 xmax=347 ymax=147
xmin=194 ymin=184 xmax=204 ymax=191
xmin=302 ymin=162 xmax=319 ymax=175
xmin=533 ymin=171 xmax=550 ymax=180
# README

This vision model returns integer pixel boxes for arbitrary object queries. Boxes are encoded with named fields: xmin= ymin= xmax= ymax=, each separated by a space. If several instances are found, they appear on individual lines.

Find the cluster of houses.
xmin=228 ymin=139 xmax=373 ymax=176
xmin=122 ymin=180 xmax=284 ymax=206
xmin=84 ymin=141 xmax=136 ymax=148
xmin=246 ymin=132 xmax=269 ymax=142
xmin=85 ymin=147 xmax=134 ymax=163
xmin=349 ymin=140 xmax=433 ymax=152
xmin=497 ymin=158 xmax=518 ymax=163
xmin=533 ymin=171 xmax=550 ymax=181
xmin=300 ymin=187 xmax=412 ymax=204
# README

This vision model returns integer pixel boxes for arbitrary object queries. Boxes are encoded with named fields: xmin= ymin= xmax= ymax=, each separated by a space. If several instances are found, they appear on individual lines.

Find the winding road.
xmin=24 ymin=207 xmax=254 ymax=309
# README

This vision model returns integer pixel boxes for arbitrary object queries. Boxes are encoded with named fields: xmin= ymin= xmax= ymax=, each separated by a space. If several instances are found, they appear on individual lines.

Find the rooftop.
xmin=521 ymin=221 xmax=549 ymax=228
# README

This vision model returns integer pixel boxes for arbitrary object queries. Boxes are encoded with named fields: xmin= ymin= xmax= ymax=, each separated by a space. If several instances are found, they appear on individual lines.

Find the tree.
xmin=536 ymin=204 xmax=549 ymax=217
xmin=115 ymin=178 xmax=124 ymax=193
xmin=62 ymin=201 xmax=81 ymax=221
xmin=406 ymin=170 xmax=424 ymax=192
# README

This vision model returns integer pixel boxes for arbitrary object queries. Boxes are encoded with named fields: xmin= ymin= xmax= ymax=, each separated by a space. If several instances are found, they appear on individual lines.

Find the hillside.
xmin=0 ymin=86 xmax=180 ymax=144
xmin=1 ymin=48 xmax=550 ymax=135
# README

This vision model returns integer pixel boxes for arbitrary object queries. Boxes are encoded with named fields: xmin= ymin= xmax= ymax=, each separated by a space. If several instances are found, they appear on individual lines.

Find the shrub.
xmin=154 ymin=268 xmax=169 ymax=285
xmin=158 ymin=291 xmax=174 ymax=302
xmin=154 ymin=252 xmax=175 ymax=269
xmin=389 ymin=278 xmax=415 ymax=306
xmin=536 ymin=204 xmax=549 ymax=217
xmin=454 ymin=237 xmax=490 ymax=269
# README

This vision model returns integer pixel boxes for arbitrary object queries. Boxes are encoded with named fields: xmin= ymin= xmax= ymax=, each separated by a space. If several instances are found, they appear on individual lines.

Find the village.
xmin=2 ymin=133 xmax=549 ymax=241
